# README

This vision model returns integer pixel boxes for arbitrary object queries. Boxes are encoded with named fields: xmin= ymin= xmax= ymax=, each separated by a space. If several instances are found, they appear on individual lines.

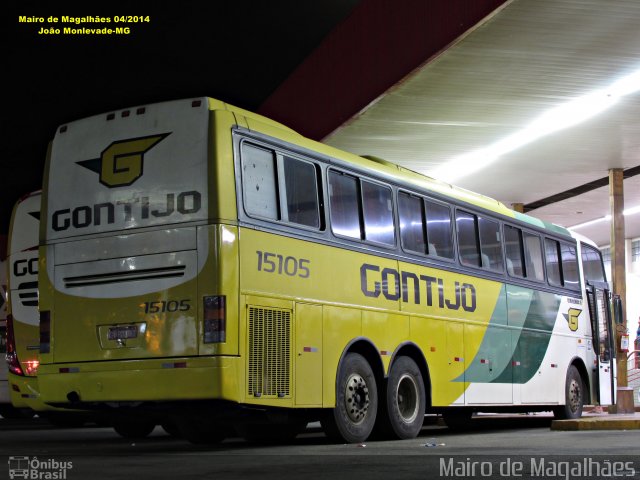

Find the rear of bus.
xmin=6 ymin=192 xmax=42 ymax=411
xmin=37 ymin=98 xmax=241 ymax=428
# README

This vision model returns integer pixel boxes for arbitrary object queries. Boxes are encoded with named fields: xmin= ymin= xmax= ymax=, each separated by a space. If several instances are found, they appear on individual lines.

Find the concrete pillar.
xmin=512 ymin=203 xmax=524 ymax=213
xmin=608 ymin=168 xmax=634 ymax=413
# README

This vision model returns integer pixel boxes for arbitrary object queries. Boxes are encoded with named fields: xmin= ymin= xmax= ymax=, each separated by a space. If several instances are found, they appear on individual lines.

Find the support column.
xmin=512 ymin=203 xmax=524 ymax=213
xmin=608 ymin=168 xmax=634 ymax=413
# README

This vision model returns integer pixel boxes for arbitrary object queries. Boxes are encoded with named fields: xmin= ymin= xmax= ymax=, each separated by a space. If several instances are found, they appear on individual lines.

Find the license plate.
xmin=108 ymin=325 xmax=138 ymax=341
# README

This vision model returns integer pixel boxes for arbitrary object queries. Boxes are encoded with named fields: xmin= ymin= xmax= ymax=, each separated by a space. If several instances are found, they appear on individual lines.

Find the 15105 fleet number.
xmin=256 ymin=251 xmax=310 ymax=278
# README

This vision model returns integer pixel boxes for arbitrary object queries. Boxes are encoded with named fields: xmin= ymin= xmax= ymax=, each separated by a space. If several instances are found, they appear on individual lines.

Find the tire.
xmin=554 ymin=365 xmax=584 ymax=420
xmin=161 ymin=421 xmax=182 ymax=438
xmin=321 ymin=352 xmax=377 ymax=443
xmin=177 ymin=418 xmax=228 ymax=445
xmin=380 ymin=356 xmax=426 ymax=439
xmin=112 ymin=420 xmax=156 ymax=439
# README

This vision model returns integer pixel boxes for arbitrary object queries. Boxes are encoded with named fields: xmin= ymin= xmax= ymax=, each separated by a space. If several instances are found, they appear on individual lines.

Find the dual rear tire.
xmin=322 ymin=353 xmax=426 ymax=443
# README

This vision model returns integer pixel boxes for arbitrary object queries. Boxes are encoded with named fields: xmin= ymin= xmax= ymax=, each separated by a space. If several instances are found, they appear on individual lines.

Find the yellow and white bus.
xmin=5 ymin=191 xmax=91 ymax=426
xmin=6 ymin=191 xmax=42 ymax=414
xmin=37 ymin=97 xmax=615 ymax=443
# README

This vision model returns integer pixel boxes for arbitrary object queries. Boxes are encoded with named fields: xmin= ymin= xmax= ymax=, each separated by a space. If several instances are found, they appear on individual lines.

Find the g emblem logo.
xmin=77 ymin=133 xmax=170 ymax=188
xmin=563 ymin=308 xmax=581 ymax=332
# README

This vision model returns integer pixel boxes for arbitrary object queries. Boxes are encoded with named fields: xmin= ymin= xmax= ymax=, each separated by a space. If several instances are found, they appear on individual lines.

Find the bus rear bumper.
xmin=8 ymin=373 xmax=47 ymax=411
xmin=37 ymin=356 xmax=240 ymax=406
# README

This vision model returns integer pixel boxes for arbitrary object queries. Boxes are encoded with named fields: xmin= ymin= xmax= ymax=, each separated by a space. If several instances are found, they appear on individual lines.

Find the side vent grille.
xmin=248 ymin=306 xmax=291 ymax=398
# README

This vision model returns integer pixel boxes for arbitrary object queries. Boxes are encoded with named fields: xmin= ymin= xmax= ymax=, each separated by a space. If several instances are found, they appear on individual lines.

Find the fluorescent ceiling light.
xmin=569 ymin=204 xmax=640 ymax=230
xmin=431 ymin=68 xmax=640 ymax=183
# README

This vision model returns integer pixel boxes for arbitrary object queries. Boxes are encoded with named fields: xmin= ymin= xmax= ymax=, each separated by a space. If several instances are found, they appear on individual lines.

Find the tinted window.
xmin=581 ymin=244 xmax=606 ymax=284
xmin=545 ymin=238 xmax=562 ymax=286
xmin=504 ymin=225 xmax=524 ymax=277
xmin=398 ymin=192 xmax=425 ymax=253
xmin=361 ymin=181 xmax=394 ymax=246
xmin=524 ymin=233 xmax=544 ymax=281
xmin=242 ymin=144 xmax=278 ymax=220
xmin=329 ymin=171 xmax=360 ymax=239
xmin=283 ymin=156 xmax=320 ymax=228
xmin=425 ymin=200 xmax=454 ymax=259
xmin=478 ymin=217 xmax=503 ymax=272
xmin=456 ymin=210 xmax=479 ymax=267
xmin=560 ymin=243 xmax=580 ymax=290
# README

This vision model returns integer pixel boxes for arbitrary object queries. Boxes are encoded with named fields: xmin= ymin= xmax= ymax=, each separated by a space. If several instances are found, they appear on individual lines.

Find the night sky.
xmin=1 ymin=0 xmax=360 ymax=234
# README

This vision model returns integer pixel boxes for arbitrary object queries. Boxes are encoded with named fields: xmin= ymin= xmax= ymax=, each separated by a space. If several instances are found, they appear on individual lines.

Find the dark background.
xmin=1 ymin=0 xmax=361 ymax=235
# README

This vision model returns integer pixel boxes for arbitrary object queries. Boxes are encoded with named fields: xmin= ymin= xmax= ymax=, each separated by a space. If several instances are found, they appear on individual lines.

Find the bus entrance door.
xmin=586 ymin=282 xmax=616 ymax=406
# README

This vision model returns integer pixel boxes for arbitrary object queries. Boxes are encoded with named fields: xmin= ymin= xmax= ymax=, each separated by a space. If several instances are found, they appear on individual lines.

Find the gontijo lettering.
xmin=360 ymin=263 xmax=477 ymax=312
xmin=51 ymin=190 xmax=202 ymax=231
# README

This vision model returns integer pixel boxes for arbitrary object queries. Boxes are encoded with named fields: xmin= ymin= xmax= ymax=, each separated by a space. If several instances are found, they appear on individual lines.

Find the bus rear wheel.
xmin=112 ymin=419 xmax=156 ymax=439
xmin=321 ymin=352 xmax=378 ymax=443
xmin=554 ymin=365 xmax=584 ymax=420
xmin=380 ymin=356 xmax=425 ymax=439
xmin=177 ymin=418 xmax=228 ymax=445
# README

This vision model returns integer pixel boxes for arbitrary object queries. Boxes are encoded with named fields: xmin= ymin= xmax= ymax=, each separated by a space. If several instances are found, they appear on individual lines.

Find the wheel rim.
xmin=396 ymin=374 xmax=419 ymax=424
xmin=344 ymin=373 xmax=370 ymax=424
xmin=568 ymin=378 xmax=581 ymax=413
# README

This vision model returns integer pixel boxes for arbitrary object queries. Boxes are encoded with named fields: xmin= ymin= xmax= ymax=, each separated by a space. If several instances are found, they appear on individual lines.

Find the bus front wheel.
xmin=322 ymin=352 xmax=378 ymax=443
xmin=554 ymin=365 xmax=584 ymax=420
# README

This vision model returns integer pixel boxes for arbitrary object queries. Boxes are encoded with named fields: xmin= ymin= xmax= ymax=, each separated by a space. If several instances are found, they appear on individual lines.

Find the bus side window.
xmin=425 ymin=200 xmax=454 ymax=259
xmin=545 ymin=238 xmax=562 ymax=286
xmin=478 ymin=216 xmax=503 ymax=272
xmin=398 ymin=192 xmax=426 ymax=254
xmin=328 ymin=170 xmax=361 ymax=239
xmin=361 ymin=180 xmax=395 ymax=246
xmin=281 ymin=156 xmax=321 ymax=228
xmin=241 ymin=144 xmax=279 ymax=220
xmin=524 ymin=233 xmax=544 ymax=281
xmin=580 ymin=243 xmax=606 ymax=283
xmin=456 ymin=210 xmax=480 ymax=267
xmin=560 ymin=243 xmax=580 ymax=290
xmin=504 ymin=225 xmax=524 ymax=277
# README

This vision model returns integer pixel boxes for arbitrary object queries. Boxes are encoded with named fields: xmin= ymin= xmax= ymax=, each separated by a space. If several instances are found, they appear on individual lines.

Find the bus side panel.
xmin=322 ymin=306 xmax=361 ymax=408
xmin=294 ymin=302 xmax=323 ymax=406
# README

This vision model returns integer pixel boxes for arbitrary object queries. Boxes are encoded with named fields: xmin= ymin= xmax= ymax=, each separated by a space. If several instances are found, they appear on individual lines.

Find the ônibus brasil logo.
xmin=76 ymin=133 xmax=170 ymax=188
xmin=8 ymin=456 xmax=73 ymax=479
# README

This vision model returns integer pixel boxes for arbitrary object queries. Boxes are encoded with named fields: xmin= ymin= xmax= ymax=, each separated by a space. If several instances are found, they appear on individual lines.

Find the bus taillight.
xmin=203 ymin=295 xmax=226 ymax=343
xmin=6 ymin=314 xmax=24 ymax=376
